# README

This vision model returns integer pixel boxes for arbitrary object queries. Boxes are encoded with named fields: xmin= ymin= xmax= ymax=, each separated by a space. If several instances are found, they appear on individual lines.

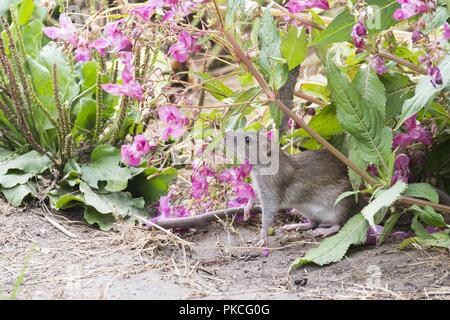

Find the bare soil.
xmin=0 ymin=200 xmax=449 ymax=300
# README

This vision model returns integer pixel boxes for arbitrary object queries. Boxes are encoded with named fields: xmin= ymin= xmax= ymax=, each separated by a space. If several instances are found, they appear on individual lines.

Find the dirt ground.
xmin=0 ymin=200 xmax=449 ymax=300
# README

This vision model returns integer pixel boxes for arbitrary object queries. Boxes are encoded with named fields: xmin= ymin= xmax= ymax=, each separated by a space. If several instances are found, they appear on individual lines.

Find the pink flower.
xmin=130 ymin=0 xmax=165 ymax=22
xmin=159 ymin=195 xmax=171 ymax=217
xmin=74 ymin=38 xmax=91 ymax=62
xmin=285 ymin=0 xmax=329 ymax=14
xmin=43 ymin=14 xmax=79 ymax=46
xmin=392 ymin=154 xmax=410 ymax=183
xmin=371 ymin=55 xmax=388 ymax=75
xmin=133 ymin=134 xmax=151 ymax=154
xmin=191 ymin=173 xmax=208 ymax=199
xmin=168 ymin=31 xmax=200 ymax=62
xmin=158 ymin=105 xmax=189 ymax=141
xmin=121 ymin=144 xmax=141 ymax=166
xmin=351 ymin=20 xmax=367 ymax=49
xmin=172 ymin=205 xmax=188 ymax=217
xmin=367 ymin=164 xmax=379 ymax=177
xmin=428 ymin=66 xmax=442 ymax=87
xmin=411 ymin=30 xmax=423 ymax=43
xmin=233 ymin=182 xmax=256 ymax=199
xmin=161 ymin=125 xmax=186 ymax=141
xmin=393 ymin=0 xmax=432 ymax=21
xmin=444 ymin=22 xmax=450 ymax=40
xmin=91 ymin=20 xmax=132 ymax=56
xmin=393 ymin=114 xmax=432 ymax=148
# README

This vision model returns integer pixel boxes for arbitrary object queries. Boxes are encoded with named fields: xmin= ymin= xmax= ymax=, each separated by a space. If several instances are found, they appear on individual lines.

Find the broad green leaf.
xmin=422 ymin=6 xmax=449 ymax=34
xmin=55 ymin=193 xmax=85 ymax=209
xmin=405 ymin=183 xmax=439 ymax=204
xmin=361 ymin=180 xmax=407 ymax=227
xmin=0 ymin=150 xmax=51 ymax=175
xmin=80 ymin=145 xmax=133 ymax=192
xmin=311 ymin=9 xmax=353 ymax=47
xmin=334 ymin=190 xmax=361 ymax=206
xmin=72 ymin=98 xmax=96 ymax=138
xmin=292 ymin=214 xmax=369 ymax=267
xmin=0 ymin=172 xmax=33 ymax=188
xmin=27 ymin=56 xmax=55 ymax=111
xmin=18 ymin=0 xmax=34 ymax=25
xmin=22 ymin=19 xmax=43 ymax=58
xmin=79 ymin=182 xmax=145 ymax=218
xmin=281 ymin=25 xmax=308 ymax=70
xmin=0 ymin=148 xmax=13 ymax=161
xmin=400 ymin=232 xmax=450 ymax=250
xmin=128 ymin=167 xmax=177 ymax=205
xmin=378 ymin=212 xmax=401 ymax=245
xmin=327 ymin=60 xmax=392 ymax=166
xmin=258 ymin=6 xmax=288 ymax=89
xmin=269 ymin=102 xmax=282 ymax=129
xmin=348 ymin=147 xmax=368 ymax=192
xmin=411 ymin=205 xmax=448 ymax=228
xmin=366 ymin=0 xmax=399 ymax=33
xmin=353 ymin=68 xmax=386 ymax=118
xmin=295 ymin=104 xmax=343 ymax=138
xmin=1 ymin=182 xmax=36 ymax=207
xmin=84 ymin=207 xmax=115 ymax=231
xmin=381 ymin=73 xmax=414 ymax=120
xmin=397 ymin=54 xmax=450 ymax=128
xmin=193 ymin=72 xmax=234 ymax=101
xmin=80 ymin=61 xmax=97 ymax=93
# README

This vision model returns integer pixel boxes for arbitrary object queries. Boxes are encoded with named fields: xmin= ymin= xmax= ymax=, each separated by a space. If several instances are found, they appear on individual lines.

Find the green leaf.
xmin=79 ymin=182 xmax=145 ymax=218
xmin=0 ymin=150 xmax=52 ymax=175
xmin=311 ymin=9 xmax=354 ymax=47
xmin=405 ymin=183 xmax=439 ymax=204
xmin=397 ymin=54 xmax=450 ymax=128
xmin=224 ymin=0 xmax=244 ymax=31
xmin=365 ymin=0 xmax=399 ymax=33
xmin=258 ymin=6 xmax=288 ymax=89
xmin=72 ymin=98 xmax=96 ymax=138
xmin=1 ymin=182 xmax=36 ymax=207
xmin=18 ymin=0 xmax=34 ymax=26
xmin=378 ymin=212 xmax=401 ymax=245
xmin=296 ymin=105 xmax=343 ymax=138
xmin=84 ymin=207 xmax=115 ymax=231
xmin=348 ymin=147 xmax=368 ymax=192
xmin=27 ymin=56 xmax=55 ymax=112
xmin=381 ymin=73 xmax=414 ymax=120
xmin=0 ymin=172 xmax=33 ymax=188
xmin=327 ymin=60 xmax=392 ymax=166
xmin=353 ymin=68 xmax=386 ymax=118
xmin=193 ymin=72 xmax=234 ymax=101
xmin=411 ymin=205 xmax=448 ymax=228
xmin=292 ymin=214 xmax=369 ymax=267
xmin=281 ymin=25 xmax=308 ymax=70
xmin=361 ymin=181 xmax=407 ymax=227
xmin=269 ymin=102 xmax=282 ymax=129
xmin=54 ymin=192 xmax=85 ymax=209
xmin=128 ymin=167 xmax=177 ymax=205
xmin=80 ymin=145 xmax=133 ymax=192
xmin=334 ymin=190 xmax=361 ymax=206
xmin=22 ymin=19 xmax=43 ymax=58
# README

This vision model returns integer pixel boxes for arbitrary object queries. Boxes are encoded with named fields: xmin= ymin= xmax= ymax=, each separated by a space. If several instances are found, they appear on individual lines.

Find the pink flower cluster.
xmin=158 ymin=105 xmax=189 ymax=141
xmin=91 ymin=19 xmax=133 ymax=56
xmin=285 ymin=0 xmax=329 ymax=14
xmin=351 ymin=20 xmax=367 ymax=50
xmin=102 ymin=52 xmax=145 ymax=101
xmin=371 ymin=55 xmax=388 ymax=75
xmin=159 ymin=193 xmax=189 ymax=218
xmin=393 ymin=0 xmax=435 ymax=21
xmin=218 ymin=163 xmax=256 ymax=208
xmin=168 ymin=31 xmax=201 ymax=63
xmin=392 ymin=153 xmax=410 ymax=183
xmin=121 ymin=134 xmax=155 ymax=166
xmin=393 ymin=115 xmax=432 ymax=149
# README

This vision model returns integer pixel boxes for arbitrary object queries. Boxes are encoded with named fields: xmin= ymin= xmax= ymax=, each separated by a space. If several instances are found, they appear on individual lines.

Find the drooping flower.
xmin=91 ymin=19 xmax=133 ymax=56
xmin=411 ymin=30 xmax=423 ymax=43
xmin=371 ymin=55 xmax=388 ymax=75
xmin=393 ymin=0 xmax=433 ymax=21
xmin=392 ymin=154 xmax=410 ymax=183
xmin=121 ymin=144 xmax=141 ymax=166
xmin=74 ymin=38 xmax=91 ymax=62
xmin=158 ymin=105 xmax=189 ymax=141
xmin=367 ymin=164 xmax=379 ymax=177
xmin=393 ymin=114 xmax=432 ymax=148
xmin=133 ymin=134 xmax=151 ymax=154
xmin=351 ymin=19 xmax=367 ymax=49
xmin=285 ymin=0 xmax=329 ymax=14
xmin=233 ymin=181 xmax=256 ymax=199
xmin=130 ymin=0 xmax=165 ymax=22
xmin=428 ymin=66 xmax=443 ymax=87
xmin=43 ymin=14 xmax=79 ymax=46
xmin=168 ymin=31 xmax=200 ymax=62
xmin=444 ymin=22 xmax=450 ymax=40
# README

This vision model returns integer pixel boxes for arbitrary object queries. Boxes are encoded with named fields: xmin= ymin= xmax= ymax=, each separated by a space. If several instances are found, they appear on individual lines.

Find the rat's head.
xmin=224 ymin=130 xmax=278 ymax=172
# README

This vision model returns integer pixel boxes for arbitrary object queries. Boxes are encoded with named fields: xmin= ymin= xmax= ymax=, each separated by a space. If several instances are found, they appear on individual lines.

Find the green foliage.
xmin=281 ymin=25 xmax=307 ymax=71
xmin=311 ymin=9 xmax=353 ymax=47
xmin=405 ymin=183 xmax=439 ymax=204
xmin=292 ymin=214 xmax=369 ymax=267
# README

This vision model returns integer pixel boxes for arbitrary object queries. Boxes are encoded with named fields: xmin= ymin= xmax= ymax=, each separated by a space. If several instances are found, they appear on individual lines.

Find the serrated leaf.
xmin=348 ymin=147 xmax=368 ymax=192
xmin=334 ymin=190 xmax=361 ymax=206
xmin=362 ymin=181 xmax=407 ymax=226
xmin=292 ymin=214 xmax=369 ymax=267
xmin=311 ymin=9 xmax=353 ymax=47
xmin=80 ymin=145 xmax=133 ymax=192
xmin=400 ymin=232 xmax=450 ymax=250
xmin=405 ymin=183 xmax=439 ymax=204
xmin=381 ymin=73 xmax=414 ymax=120
xmin=397 ymin=54 xmax=450 ymax=129
xmin=0 ymin=150 xmax=52 ymax=175
xmin=296 ymin=104 xmax=343 ymax=138
xmin=411 ymin=205 xmax=448 ymax=228
xmin=365 ymin=0 xmax=399 ymax=33
xmin=327 ymin=60 xmax=392 ymax=166
xmin=224 ymin=0 xmax=244 ymax=30
xmin=353 ymin=68 xmax=386 ymax=118
xmin=84 ymin=207 xmax=115 ymax=231
xmin=281 ymin=25 xmax=308 ymax=70
xmin=193 ymin=72 xmax=234 ymax=101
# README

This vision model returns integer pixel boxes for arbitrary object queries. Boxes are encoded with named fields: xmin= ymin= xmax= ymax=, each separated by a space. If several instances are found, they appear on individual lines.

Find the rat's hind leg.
xmin=280 ymin=220 xmax=317 ymax=232
xmin=310 ymin=224 xmax=340 ymax=238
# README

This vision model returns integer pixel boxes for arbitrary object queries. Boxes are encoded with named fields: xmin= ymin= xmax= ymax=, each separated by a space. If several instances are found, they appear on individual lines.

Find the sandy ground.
xmin=0 ymin=200 xmax=449 ymax=300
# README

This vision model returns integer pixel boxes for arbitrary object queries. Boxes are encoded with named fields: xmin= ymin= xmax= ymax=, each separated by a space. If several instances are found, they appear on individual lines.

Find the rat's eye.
xmin=245 ymin=136 xmax=250 ymax=144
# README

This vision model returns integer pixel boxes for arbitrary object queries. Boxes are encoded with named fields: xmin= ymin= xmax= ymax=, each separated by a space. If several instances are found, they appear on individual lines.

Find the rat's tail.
xmin=436 ymin=188 xmax=450 ymax=206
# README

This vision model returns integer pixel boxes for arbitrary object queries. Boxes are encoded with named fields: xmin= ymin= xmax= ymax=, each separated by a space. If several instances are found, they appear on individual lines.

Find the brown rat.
xmin=226 ymin=130 xmax=358 ymax=246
